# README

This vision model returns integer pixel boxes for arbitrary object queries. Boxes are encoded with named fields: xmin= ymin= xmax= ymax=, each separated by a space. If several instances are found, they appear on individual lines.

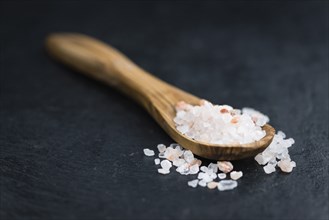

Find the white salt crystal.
xmin=197 ymin=172 xmax=205 ymax=179
xmin=154 ymin=158 xmax=160 ymax=165
xmin=218 ymin=173 xmax=227 ymax=179
xmin=160 ymin=160 xmax=172 ymax=170
xmin=143 ymin=148 xmax=155 ymax=156
xmin=157 ymin=144 xmax=166 ymax=153
xmin=230 ymin=171 xmax=243 ymax=180
xmin=198 ymin=180 xmax=207 ymax=187
xmin=263 ymin=163 xmax=276 ymax=174
xmin=158 ymin=168 xmax=170 ymax=175
xmin=200 ymin=166 xmax=208 ymax=172
xmin=207 ymin=181 xmax=218 ymax=189
xmin=187 ymin=179 xmax=199 ymax=188
xmin=218 ymin=180 xmax=238 ymax=191
xmin=183 ymin=150 xmax=194 ymax=163
xmin=217 ymin=161 xmax=233 ymax=173
xmin=200 ymin=173 xmax=213 ymax=183
xmin=208 ymin=163 xmax=218 ymax=173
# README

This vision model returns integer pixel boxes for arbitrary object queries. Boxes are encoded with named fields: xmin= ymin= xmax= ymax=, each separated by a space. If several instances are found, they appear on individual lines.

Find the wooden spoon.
xmin=45 ymin=33 xmax=275 ymax=160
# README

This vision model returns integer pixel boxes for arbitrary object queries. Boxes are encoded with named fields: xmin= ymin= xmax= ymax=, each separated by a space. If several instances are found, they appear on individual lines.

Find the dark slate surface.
xmin=0 ymin=2 xmax=328 ymax=220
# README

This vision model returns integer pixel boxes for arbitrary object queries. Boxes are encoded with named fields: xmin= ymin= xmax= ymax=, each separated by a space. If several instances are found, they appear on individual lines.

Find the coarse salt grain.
xmin=157 ymin=144 xmax=166 ymax=153
xmin=154 ymin=158 xmax=160 ymax=165
xmin=218 ymin=180 xmax=238 ymax=191
xmin=143 ymin=148 xmax=155 ymax=156
xmin=207 ymin=181 xmax=218 ymax=189
xmin=160 ymin=160 xmax=172 ymax=170
xmin=230 ymin=171 xmax=243 ymax=180
xmin=188 ymin=179 xmax=199 ymax=188
xmin=218 ymin=173 xmax=227 ymax=179
xmin=158 ymin=168 xmax=170 ymax=175
xmin=198 ymin=180 xmax=207 ymax=187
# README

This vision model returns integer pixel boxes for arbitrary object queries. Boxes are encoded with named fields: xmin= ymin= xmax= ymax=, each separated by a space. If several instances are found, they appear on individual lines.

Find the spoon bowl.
xmin=45 ymin=33 xmax=275 ymax=160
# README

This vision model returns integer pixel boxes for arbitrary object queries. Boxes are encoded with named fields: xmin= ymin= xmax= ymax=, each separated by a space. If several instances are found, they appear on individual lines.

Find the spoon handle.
xmin=45 ymin=33 xmax=183 ymax=111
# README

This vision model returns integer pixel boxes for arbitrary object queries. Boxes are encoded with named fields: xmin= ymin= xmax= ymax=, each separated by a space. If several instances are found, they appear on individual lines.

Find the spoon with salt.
xmin=45 ymin=33 xmax=275 ymax=160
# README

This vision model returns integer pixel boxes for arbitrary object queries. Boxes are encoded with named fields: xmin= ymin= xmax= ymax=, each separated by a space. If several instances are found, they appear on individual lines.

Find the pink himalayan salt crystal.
xmin=278 ymin=159 xmax=296 ymax=173
xmin=217 ymin=161 xmax=234 ymax=173
xmin=207 ymin=181 xmax=218 ymax=189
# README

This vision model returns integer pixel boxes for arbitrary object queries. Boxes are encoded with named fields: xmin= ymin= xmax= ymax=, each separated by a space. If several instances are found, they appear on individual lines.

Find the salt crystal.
xmin=143 ymin=148 xmax=155 ymax=156
xmin=218 ymin=173 xmax=226 ymax=179
xmin=183 ymin=150 xmax=194 ymax=163
xmin=263 ymin=163 xmax=276 ymax=174
xmin=200 ymin=166 xmax=208 ymax=172
xmin=217 ymin=180 xmax=238 ymax=191
xmin=197 ymin=172 xmax=205 ymax=179
xmin=160 ymin=160 xmax=172 ymax=170
xmin=217 ymin=161 xmax=233 ymax=173
xmin=207 ymin=181 xmax=218 ymax=189
xmin=157 ymin=144 xmax=166 ymax=153
xmin=187 ymin=179 xmax=199 ymax=188
xmin=158 ymin=152 xmax=166 ymax=158
xmin=188 ymin=164 xmax=200 ymax=174
xmin=230 ymin=171 xmax=243 ymax=180
xmin=158 ymin=168 xmax=170 ymax=175
xmin=208 ymin=163 xmax=218 ymax=173
xmin=173 ymin=158 xmax=185 ymax=167
xmin=278 ymin=159 xmax=295 ymax=173
xmin=198 ymin=180 xmax=207 ymax=187
xmin=176 ymin=163 xmax=190 ymax=175
xmin=154 ymin=158 xmax=160 ymax=165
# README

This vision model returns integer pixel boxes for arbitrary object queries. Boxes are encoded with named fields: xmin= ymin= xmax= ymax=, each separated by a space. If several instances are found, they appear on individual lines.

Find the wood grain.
xmin=45 ymin=33 xmax=275 ymax=160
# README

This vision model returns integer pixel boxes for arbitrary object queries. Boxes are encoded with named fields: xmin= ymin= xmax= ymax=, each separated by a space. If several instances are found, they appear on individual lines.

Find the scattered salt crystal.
xmin=263 ymin=163 xmax=276 ymax=174
xmin=218 ymin=180 xmax=238 ymax=191
xmin=187 ymin=179 xmax=199 ymax=188
xmin=154 ymin=158 xmax=160 ymax=165
xmin=278 ymin=159 xmax=295 ymax=173
xmin=197 ymin=172 xmax=206 ymax=179
xmin=208 ymin=163 xmax=218 ymax=173
xmin=158 ymin=152 xmax=166 ymax=158
xmin=198 ymin=180 xmax=207 ymax=187
xmin=230 ymin=171 xmax=243 ymax=180
xmin=176 ymin=163 xmax=190 ymax=175
xmin=157 ymin=144 xmax=166 ymax=153
xmin=183 ymin=150 xmax=194 ymax=163
xmin=143 ymin=148 xmax=155 ymax=156
xmin=218 ymin=173 xmax=227 ymax=179
xmin=160 ymin=160 xmax=172 ymax=170
xmin=188 ymin=164 xmax=200 ymax=175
xmin=207 ymin=181 xmax=218 ymax=189
xmin=173 ymin=158 xmax=186 ymax=167
xmin=200 ymin=166 xmax=208 ymax=172
xmin=217 ymin=161 xmax=234 ymax=173
xmin=158 ymin=168 xmax=170 ymax=175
